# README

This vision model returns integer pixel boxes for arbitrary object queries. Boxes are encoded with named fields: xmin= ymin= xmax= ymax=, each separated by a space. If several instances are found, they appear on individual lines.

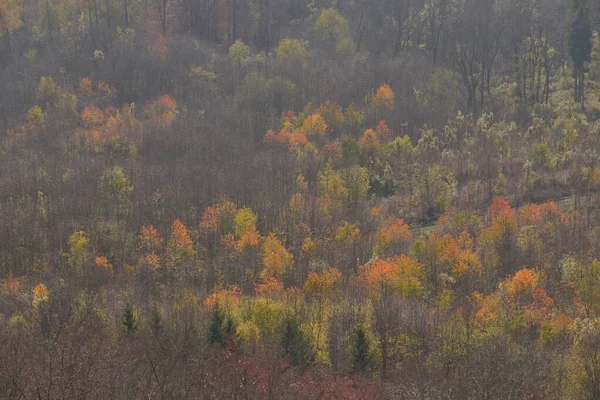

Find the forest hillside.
xmin=1 ymin=0 xmax=600 ymax=398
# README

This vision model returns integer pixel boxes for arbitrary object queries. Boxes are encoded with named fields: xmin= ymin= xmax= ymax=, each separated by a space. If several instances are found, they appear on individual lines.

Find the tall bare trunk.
xmin=123 ymin=0 xmax=129 ymax=28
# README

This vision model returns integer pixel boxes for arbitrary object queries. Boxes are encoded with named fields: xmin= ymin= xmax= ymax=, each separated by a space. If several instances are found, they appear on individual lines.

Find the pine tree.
xmin=122 ymin=302 xmax=138 ymax=334
xmin=208 ymin=301 xmax=226 ymax=345
xmin=151 ymin=306 xmax=162 ymax=337
xmin=281 ymin=313 xmax=313 ymax=366
xmin=224 ymin=316 xmax=235 ymax=341
xmin=351 ymin=324 xmax=370 ymax=373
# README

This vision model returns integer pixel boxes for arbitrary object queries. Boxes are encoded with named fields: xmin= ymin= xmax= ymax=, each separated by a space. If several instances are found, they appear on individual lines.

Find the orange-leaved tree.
xmin=359 ymin=255 xmax=423 ymax=377
xmin=373 ymin=218 xmax=413 ymax=258
xmin=143 ymin=95 xmax=178 ymax=123
xmin=261 ymin=233 xmax=293 ymax=279
xmin=479 ymin=196 xmax=518 ymax=286
xmin=371 ymin=84 xmax=394 ymax=122
xmin=477 ymin=268 xmax=554 ymax=335
xmin=166 ymin=219 xmax=197 ymax=280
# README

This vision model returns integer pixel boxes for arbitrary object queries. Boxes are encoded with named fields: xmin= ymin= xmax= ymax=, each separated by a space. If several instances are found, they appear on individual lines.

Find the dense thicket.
xmin=1 ymin=0 xmax=600 ymax=398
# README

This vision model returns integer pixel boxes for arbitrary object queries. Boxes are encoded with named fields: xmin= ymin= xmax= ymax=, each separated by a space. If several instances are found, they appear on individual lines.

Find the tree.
xmin=0 ymin=0 xmax=22 ymax=56
xmin=573 ymin=318 xmax=600 ymax=399
xmin=371 ymin=84 xmax=394 ymax=124
xmin=138 ymin=225 xmax=163 ymax=253
xmin=64 ymin=231 xmax=90 ymax=273
xmin=281 ymin=313 xmax=313 ymax=367
xmin=32 ymin=283 xmax=50 ymax=308
xmin=99 ymin=166 xmax=133 ymax=216
xmin=151 ymin=306 xmax=162 ymax=336
xmin=479 ymin=196 xmax=519 ymax=285
xmin=165 ymin=219 xmax=197 ymax=280
xmin=27 ymin=106 xmax=45 ymax=128
xmin=423 ymin=0 xmax=449 ymax=64
xmin=122 ymin=302 xmax=138 ymax=333
xmin=234 ymin=207 xmax=258 ymax=238
xmin=374 ymin=218 xmax=413 ymax=257
xmin=143 ymin=95 xmax=178 ymax=123
xmin=37 ymin=76 xmax=59 ymax=108
xmin=564 ymin=258 xmax=600 ymax=317
xmin=351 ymin=324 xmax=372 ymax=373
xmin=208 ymin=301 xmax=227 ymax=345
xmin=450 ymin=0 xmax=503 ymax=114
xmin=229 ymin=39 xmax=249 ymax=64
xmin=518 ymin=36 xmax=558 ymax=104
xmin=315 ymin=8 xmax=353 ymax=54
xmin=342 ymin=166 xmax=369 ymax=206
xmin=301 ymin=113 xmax=327 ymax=136
xmin=37 ymin=0 xmax=62 ymax=45
xmin=276 ymin=38 xmax=309 ymax=66
xmin=95 ymin=256 xmax=113 ymax=276
xmin=424 ymin=68 xmax=465 ymax=125
xmin=569 ymin=0 xmax=593 ymax=108
xmin=359 ymin=255 xmax=423 ymax=377
xmin=261 ymin=233 xmax=293 ymax=278
xmin=0 ymin=0 xmax=21 ymax=34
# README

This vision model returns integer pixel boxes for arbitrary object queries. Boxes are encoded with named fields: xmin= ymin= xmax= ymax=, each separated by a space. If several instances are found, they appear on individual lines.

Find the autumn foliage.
xmin=143 ymin=95 xmax=178 ymax=122
xmin=371 ymin=84 xmax=395 ymax=112
xmin=360 ymin=255 xmax=423 ymax=298
xmin=374 ymin=218 xmax=413 ymax=256
xmin=2 ymin=0 xmax=600 ymax=396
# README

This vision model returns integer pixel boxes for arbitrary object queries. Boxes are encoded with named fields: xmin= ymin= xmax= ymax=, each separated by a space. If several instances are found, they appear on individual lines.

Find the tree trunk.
xmin=163 ymin=0 xmax=167 ymax=35
xmin=46 ymin=0 xmax=55 ymax=46
xmin=88 ymin=0 xmax=96 ymax=46
xmin=4 ymin=30 xmax=11 ymax=61
xmin=232 ymin=0 xmax=236 ymax=40
xmin=124 ymin=0 xmax=129 ymax=28
xmin=581 ymin=67 xmax=585 ymax=111
xmin=264 ymin=0 xmax=269 ymax=55
xmin=514 ymin=44 xmax=521 ymax=98
xmin=480 ymin=62 xmax=485 ymax=108
xmin=394 ymin=6 xmax=403 ymax=57
xmin=544 ymin=63 xmax=551 ymax=104
xmin=105 ymin=0 xmax=112 ymax=29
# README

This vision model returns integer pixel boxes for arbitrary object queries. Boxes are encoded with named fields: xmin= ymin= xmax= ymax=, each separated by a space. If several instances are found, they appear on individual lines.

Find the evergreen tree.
xmin=122 ymin=302 xmax=138 ymax=334
xmin=351 ymin=324 xmax=370 ymax=373
xmin=569 ymin=0 xmax=593 ymax=107
xmin=151 ymin=306 xmax=162 ymax=337
xmin=208 ymin=302 xmax=226 ymax=345
xmin=281 ymin=313 xmax=313 ymax=367
xmin=224 ymin=316 xmax=235 ymax=342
